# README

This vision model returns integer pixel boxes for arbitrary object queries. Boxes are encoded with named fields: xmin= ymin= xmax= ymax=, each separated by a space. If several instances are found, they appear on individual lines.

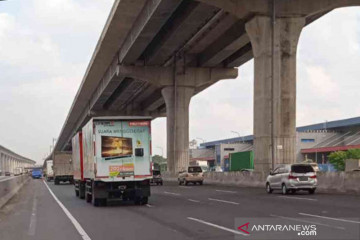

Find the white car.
xmin=266 ymin=164 xmax=317 ymax=195
xmin=178 ymin=166 xmax=204 ymax=185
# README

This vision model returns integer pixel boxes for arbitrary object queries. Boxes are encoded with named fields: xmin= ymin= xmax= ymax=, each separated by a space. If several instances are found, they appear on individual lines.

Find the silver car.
xmin=266 ymin=164 xmax=317 ymax=195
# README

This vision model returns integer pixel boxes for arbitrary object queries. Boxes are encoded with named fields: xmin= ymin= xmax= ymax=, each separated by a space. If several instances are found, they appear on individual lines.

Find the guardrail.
xmin=0 ymin=175 xmax=29 ymax=208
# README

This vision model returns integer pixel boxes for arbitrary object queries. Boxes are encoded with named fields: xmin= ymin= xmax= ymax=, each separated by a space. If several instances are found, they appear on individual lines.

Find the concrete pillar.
xmin=245 ymin=16 xmax=305 ymax=172
xmin=0 ymin=153 xmax=3 ymax=175
xmin=162 ymin=86 xmax=194 ymax=175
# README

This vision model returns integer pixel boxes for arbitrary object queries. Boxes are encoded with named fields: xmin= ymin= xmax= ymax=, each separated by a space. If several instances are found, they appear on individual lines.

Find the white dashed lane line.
xmin=215 ymin=190 xmax=237 ymax=194
xmin=299 ymin=213 xmax=360 ymax=224
xmin=208 ymin=198 xmax=239 ymax=205
xmin=278 ymin=196 xmax=317 ymax=201
xmin=163 ymin=191 xmax=181 ymax=196
xmin=187 ymin=217 xmax=247 ymax=236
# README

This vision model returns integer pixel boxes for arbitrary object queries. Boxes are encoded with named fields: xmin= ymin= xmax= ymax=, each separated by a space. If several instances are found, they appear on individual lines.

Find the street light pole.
xmin=231 ymin=131 xmax=244 ymax=143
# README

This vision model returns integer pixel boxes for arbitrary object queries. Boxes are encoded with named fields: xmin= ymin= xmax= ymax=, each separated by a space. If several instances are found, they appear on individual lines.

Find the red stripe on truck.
xmin=135 ymin=175 xmax=152 ymax=178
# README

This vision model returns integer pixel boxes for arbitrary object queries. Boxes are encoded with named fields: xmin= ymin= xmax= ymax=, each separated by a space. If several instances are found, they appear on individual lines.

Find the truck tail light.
xmin=288 ymin=175 xmax=297 ymax=180
xmin=309 ymin=175 xmax=317 ymax=179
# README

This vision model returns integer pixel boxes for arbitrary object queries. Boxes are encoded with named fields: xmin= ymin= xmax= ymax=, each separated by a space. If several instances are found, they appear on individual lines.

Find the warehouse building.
xmin=199 ymin=116 xmax=360 ymax=170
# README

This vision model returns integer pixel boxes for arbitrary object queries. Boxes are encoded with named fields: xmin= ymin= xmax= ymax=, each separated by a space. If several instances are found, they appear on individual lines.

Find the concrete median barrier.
xmin=164 ymin=171 xmax=360 ymax=194
xmin=0 ymin=175 xmax=30 ymax=209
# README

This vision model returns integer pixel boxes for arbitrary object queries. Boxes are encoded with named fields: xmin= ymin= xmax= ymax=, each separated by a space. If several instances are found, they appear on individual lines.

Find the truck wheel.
xmin=199 ymin=181 xmax=203 ymax=185
xmin=54 ymin=179 xmax=59 ymax=185
xmin=93 ymin=198 xmax=101 ymax=207
xmin=79 ymin=186 xmax=85 ymax=199
xmin=86 ymin=193 xmax=92 ymax=203
xmin=141 ymin=197 xmax=148 ymax=205
xmin=185 ymin=180 xmax=189 ymax=186
xmin=308 ymin=189 xmax=316 ymax=194
xmin=75 ymin=190 xmax=79 ymax=197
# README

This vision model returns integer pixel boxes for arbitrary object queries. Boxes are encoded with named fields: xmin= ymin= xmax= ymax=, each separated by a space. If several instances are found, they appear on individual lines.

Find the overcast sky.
xmin=0 ymin=1 xmax=359 ymax=163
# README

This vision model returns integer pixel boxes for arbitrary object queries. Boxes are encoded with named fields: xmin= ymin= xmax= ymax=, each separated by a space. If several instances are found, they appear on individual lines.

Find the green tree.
xmin=328 ymin=151 xmax=347 ymax=171
xmin=347 ymin=149 xmax=360 ymax=159
xmin=152 ymin=155 xmax=167 ymax=164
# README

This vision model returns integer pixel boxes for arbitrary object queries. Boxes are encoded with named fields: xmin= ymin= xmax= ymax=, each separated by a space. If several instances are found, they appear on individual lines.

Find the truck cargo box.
xmin=72 ymin=132 xmax=83 ymax=181
xmin=83 ymin=117 xmax=152 ymax=182
xmin=46 ymin=160 xmax=54 ymax=181
xmin=53 ymin=152 xmax=74 ymax=184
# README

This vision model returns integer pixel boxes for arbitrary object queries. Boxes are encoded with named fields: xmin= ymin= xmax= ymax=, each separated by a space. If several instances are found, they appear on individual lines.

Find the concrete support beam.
xmin=197 ymin=0 xmax=360 ymax=19
xmin=162 ymin=86 xmax=194 ymax=175
xmin=245 ymin=16 xmax=305 ymax=172
xmin=159 ymin=63 xmax=237 ymax=175
xmin=117 ymin=65 xmax=238 ymax=88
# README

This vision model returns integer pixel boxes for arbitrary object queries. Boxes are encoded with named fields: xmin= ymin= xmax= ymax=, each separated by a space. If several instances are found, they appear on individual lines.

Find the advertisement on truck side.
xmin=88 ymin=120 xmax=151 ymax=180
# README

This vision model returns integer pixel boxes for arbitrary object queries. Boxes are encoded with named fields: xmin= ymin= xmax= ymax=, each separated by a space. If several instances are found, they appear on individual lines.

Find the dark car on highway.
xmin=150 ymin=170 xmax=163 ymax=185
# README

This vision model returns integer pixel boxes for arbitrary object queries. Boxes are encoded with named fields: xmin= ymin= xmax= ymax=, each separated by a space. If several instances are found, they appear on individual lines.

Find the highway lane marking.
xmin=146 ymin=204 xmax=154 ymax=208
xmin=28 ymin=192 xmax=37 ymax=236
xmin=208 ymin=198 xmax=239 ymax=205
xmin=164 ymin=191 xmax=181 ymax=196
xmin=278 ymin=196 xmax=317 ymax=201
xmin=216 ymin=190 xmax=237 ymax=194
xmin=299 ymin=213 xmax=360 ymax=224
xmin=270 ymin=214 xmax=346 ymax=230
xmin=44 ymin=181 xmax=92 ymax=240
xmin=187 ymin=217 xmax=247 ymax=236
xmin=179 ymin=186 xmax=193 ymax=189
xmin=187 ymin=199 xmax=200 ymax=203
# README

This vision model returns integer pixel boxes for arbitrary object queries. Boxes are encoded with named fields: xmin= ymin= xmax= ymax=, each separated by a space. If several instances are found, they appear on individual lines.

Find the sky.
xmin=0 ymin=1 xmax=359 ymax=163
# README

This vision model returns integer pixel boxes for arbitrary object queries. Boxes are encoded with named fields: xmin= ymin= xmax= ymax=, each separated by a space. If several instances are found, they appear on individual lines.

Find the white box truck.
xmin=53 ymin=152 xmax=74 ymax=185
xmin=72 ymin=131 xmax=85 ymax=199
xmin=14 ymin=167 xmax=23 ymax=176
xmin=46 ymin=160 xmax=54 ymax=181
xmin=74 ymin=117 xmax=153 ymax=206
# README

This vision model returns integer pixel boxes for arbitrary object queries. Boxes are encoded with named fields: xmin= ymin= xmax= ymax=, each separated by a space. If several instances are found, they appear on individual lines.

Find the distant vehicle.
xmin=5 ymin=171 xmax=11 ymax=176
xmin=302 ymin=160 xmax=319 ymax=172
xmin=53 ymin=153 xmax=73 ymax=185
xmin=209 ymin=166 xmax=223 ymax=172
xmin=72 ymin=117 xmax=152 ymax=206
xmin=200 ymin=165 xmax=209 ymax=173
xmin=46 ymin=160 xmax=54 ymax=182
xmin=32 ymin=168 xmax=42 ymax=179
xmin=266 ymin=164 xmax=317 ymax=195
xmin=14 ymin=167 xmax=23 ymax=176
xmin=178 ymin=166 xmax=204 ymax=185
xmin=150 ymin=170 xmax=163 ymax=185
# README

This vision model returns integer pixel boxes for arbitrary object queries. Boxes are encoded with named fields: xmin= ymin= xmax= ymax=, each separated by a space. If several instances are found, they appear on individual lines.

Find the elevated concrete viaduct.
xmin=49 ymin=0 xmax=360 ymax=175
xmin=0 ymin=145 xmax=36 ymax=175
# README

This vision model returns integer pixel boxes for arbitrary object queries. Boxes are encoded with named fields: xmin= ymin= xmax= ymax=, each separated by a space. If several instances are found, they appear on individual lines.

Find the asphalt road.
xmin=0 ymin=179 xmax=359 ymax=240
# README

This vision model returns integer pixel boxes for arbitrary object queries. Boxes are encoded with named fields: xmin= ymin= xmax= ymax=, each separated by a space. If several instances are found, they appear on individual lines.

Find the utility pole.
xmin=231 ymin=131 xmax=244 ymax=143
